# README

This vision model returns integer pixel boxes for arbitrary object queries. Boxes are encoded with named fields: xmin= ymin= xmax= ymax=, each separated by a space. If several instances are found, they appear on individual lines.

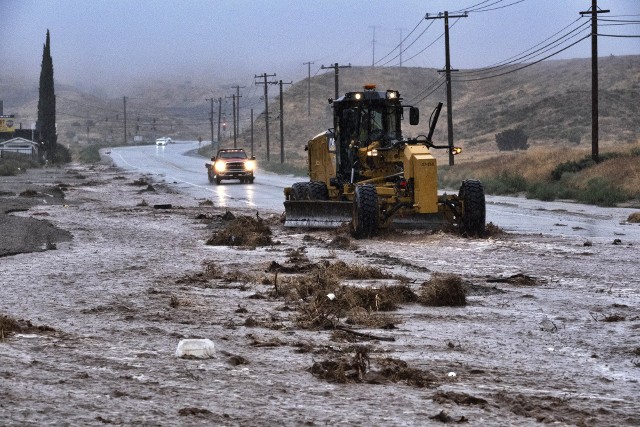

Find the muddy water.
xmin=1 ymin=164 xmax=639 ymax=426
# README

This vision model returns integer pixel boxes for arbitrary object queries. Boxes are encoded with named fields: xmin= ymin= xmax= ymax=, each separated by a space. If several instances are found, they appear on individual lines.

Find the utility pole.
xmin=250 ymin=108 xmax=254 ymax=157
xmin=225 ymin=94 xmax=237 ymax=148
xmin=216 ymin=97 xmax=222 ymax=149
xmin=206 ymin=98 xmax=215 ymax=150
xmin=231 ymin=84 xmax=244 ymax=137
xmin=123 ymin=96 xmax=127 ymax=145
xmin=580 ymin=0 xmax=609 ymax=162
xmin=426 ymin=11 xmax=467 ymax=166
xmin=303 ymin=61 xmax=314 ymax=116
xmin=255 ymin=73 xmax=277 ymax=162
xmin=369 ymin=26 xmax=378 ymax=66
xmin=321 ymin=63 xmax=352 ymax=99
xmin=278 ymin=80 xmax=293 ymax=164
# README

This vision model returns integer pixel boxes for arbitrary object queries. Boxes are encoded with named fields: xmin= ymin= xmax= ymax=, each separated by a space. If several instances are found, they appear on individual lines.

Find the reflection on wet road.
xmin=110 ymin=141 xmax=296 ymax=210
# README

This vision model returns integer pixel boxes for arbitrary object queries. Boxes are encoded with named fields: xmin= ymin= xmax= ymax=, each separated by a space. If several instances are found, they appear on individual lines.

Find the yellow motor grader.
xmin=284 ymin=85 xmax=485 ymax=238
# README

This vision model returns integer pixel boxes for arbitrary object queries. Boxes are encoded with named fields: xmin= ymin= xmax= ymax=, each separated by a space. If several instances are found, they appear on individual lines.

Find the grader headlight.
xmin=367 ymin=149 xmax=379 ymax=157
xmin=451 ymin=147 xmax=462 ymax=155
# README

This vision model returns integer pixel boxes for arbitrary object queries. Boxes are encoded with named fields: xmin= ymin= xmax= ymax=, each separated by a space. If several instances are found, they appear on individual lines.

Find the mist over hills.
xmin=1 ymin=55 xmax=638 ymax=165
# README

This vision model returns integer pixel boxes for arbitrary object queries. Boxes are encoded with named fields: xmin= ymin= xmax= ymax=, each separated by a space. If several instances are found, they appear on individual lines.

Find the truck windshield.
xmin=219 ymin=151 xmax=247 ymax=159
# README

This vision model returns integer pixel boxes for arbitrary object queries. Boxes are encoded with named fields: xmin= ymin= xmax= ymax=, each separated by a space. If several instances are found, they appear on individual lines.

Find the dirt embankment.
xmin=1 ymin=163 xmax=638 ymax=426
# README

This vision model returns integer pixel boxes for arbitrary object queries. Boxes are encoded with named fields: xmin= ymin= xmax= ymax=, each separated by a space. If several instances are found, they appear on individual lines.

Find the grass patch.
xmin=309 ymin=347 xmax=437 ymax=387
xmin=551 ymin=152 xmax=621 ymax=180
xmin=0 ymin=157 xmax=41 ymax=176
xmin=206 ymin=215 xmax=274 ymax=247
xmin=482 ymin=171 xmax=528 ymax=195
xmin=576 ymin=177 xmax=628 ymax=207
xmin=419 ymin=274 xmax=467 ymax=307
xmin=258 ymin=161 xmax=307 ymax=177
xmin=439 ymin=144 xmax=640 ymax=206
xmin=627 ymin=212 xmax=640 ymax=223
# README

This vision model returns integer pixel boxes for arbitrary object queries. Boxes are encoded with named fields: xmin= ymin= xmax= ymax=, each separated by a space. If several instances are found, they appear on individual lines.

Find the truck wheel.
xmin=459 ymin=179 xmax=486 ymax=236
xmin=215 ymin=176 xmax=222 ymax=185
xmin=308 ymin=181 xmax=328 ymax=200
xmin=351 ymin=184 xmax=378 ymax=238
xmin=249 ymin=176 xmax=255 ymax=184
xmin=291 ymin=182 xmax=309 ymax=200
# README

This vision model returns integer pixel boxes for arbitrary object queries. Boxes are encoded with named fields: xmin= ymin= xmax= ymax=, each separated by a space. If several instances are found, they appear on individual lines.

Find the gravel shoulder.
xmin=0 ymin=163 xmax=638 ymax=426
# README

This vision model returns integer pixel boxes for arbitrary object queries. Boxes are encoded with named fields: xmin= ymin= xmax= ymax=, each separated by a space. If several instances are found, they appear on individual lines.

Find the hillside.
xmin=246 ymin=55 xmax=639 ymax=167
xmin=2 ymin=55 xmax=638 ymax=166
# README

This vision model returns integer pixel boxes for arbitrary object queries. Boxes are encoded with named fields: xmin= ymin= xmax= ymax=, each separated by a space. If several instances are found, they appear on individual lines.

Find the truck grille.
xmin=226 ymin=161 xmax=245 ymax=172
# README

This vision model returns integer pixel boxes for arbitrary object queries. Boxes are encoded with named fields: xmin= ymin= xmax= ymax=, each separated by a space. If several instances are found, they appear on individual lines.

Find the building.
xmin=0 ymin=137 xmax=41 ymax=159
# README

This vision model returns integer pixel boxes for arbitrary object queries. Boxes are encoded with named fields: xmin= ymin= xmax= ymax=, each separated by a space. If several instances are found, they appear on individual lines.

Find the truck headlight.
xmin=214 ymin=162 xmax=226 ymax=173
xmin=367 ymin=149 xmax=378 ymax=157
xmin=245 ymin=160 xmax=256 ymax=171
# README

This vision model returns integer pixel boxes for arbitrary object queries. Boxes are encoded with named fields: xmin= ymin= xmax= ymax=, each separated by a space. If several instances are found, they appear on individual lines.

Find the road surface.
xmin=108 ymin=141 xmax=640 ymax=245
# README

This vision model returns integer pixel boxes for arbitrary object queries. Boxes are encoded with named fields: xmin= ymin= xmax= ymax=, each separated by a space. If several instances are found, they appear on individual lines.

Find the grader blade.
xmin=284 ymin=200 xmax=353 ymax=228
xmin=390 ymin=212 xmax=449 ymax=230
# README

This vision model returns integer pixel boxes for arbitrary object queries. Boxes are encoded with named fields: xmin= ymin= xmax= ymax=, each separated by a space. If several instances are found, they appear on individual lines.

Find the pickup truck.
xmin=205 ymin=148 xmax=256 ymax=185
xmin=155 ymin=137 xmax=172 ymax=146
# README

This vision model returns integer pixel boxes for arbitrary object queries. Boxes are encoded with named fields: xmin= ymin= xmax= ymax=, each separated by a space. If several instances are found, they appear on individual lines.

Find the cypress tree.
xmin=37 ymin=29 xmax=57 ymax=154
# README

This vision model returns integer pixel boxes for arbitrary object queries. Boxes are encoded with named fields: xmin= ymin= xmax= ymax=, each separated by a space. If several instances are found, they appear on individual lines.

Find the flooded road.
xmin=110 ymin=141 xmax=298 ymax=210
xmin=110 ymin=142 xmax=640 ymax=245
xmin=1 ymin=162 xmax=639 ymax=426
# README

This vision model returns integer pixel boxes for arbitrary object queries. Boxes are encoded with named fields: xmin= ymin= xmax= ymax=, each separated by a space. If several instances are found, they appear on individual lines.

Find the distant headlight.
xmin=214 ymin=162 xmax=226 ymax=173
xmin=245 ymin=160 xmax=256 ymax=171
xmin=367 ymin=149 xmax=378 ymax=157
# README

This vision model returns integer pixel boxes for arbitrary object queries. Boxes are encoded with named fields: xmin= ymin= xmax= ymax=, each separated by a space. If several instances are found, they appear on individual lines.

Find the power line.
xmin=465 ymin=0 xmax=526 ymax=13
xmin=597 ymin=33 xmax=640 ymax=37
xmin=455 ymin=19 xmax=591 ymax=77
xmin=377 ymin=20 xmax=437 ymax=67
xmin=452 ymin=34 xmax=590 ymax=82
xmin=411 ymin=78 xmax=447 ymax=106
xmin=375 ymin=17 xmax=423 ymax=65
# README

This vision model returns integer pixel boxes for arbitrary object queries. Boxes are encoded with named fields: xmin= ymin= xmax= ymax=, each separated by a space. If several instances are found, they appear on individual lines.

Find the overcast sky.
xmin=1 ymin=0 xmax=639 ymax=92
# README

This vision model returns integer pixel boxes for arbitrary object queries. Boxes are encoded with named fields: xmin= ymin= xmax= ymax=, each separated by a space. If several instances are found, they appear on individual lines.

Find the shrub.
xmin=576 ymin=177 xmax=628 ymax=207
xmin=495 ymin=127 xmax=529 ymax=151
xmin=482 ymin=171 xmax=527 ymax=195
xmin=78 ymin=145 xmax=101 ymax=163
xmin=48 ymin=145 xmax=72 ymax=164
xmin=551 ymin=152 xmax=621 ymax=180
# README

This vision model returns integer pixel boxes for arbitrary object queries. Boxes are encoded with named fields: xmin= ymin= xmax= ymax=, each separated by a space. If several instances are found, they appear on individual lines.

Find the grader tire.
xmin=291 ymin=182 xmax=309 ymax=201
xmin=351 ymin=184 xmax=379 ymax=239
xmin=308 ymin=181 xmax=329 ymax=200
xmin=459 ymin=179 xmax=486 ymax=236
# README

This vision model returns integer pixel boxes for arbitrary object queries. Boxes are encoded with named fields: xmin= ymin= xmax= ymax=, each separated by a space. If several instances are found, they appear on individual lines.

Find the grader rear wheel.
xmin=459 ymin=179 xmax=486 ymax=236
xmin=351 ymin=184 xmax=379 ymax=239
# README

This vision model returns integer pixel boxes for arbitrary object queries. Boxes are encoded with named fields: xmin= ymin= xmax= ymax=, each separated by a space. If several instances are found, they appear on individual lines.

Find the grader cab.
xmin=284 ymin=85 xmax=485 ymax=238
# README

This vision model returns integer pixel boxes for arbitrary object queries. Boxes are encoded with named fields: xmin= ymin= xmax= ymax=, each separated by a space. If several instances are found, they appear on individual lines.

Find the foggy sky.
xmin=1 ymin=0 xmax=639 ymax=92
